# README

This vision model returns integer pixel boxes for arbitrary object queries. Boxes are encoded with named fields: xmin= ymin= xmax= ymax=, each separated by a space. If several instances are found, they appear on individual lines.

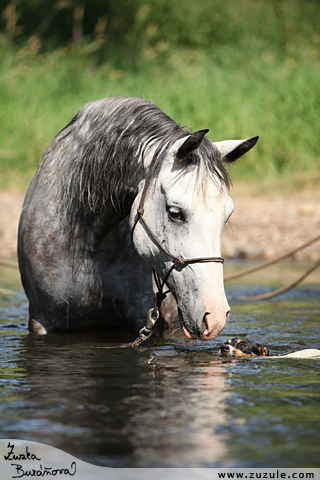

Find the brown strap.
xmin=137 ymin=214 xmax=224 ymax=265
xmin=102 ymin=133 xmax=224 ymax=347
xmin=131 ymin=132 xmax=178 ymax=241
xmin=224 ymin=234 xmax=320 ymax=282
xmin=131 ymin=132 xmax=224 ymax=322
xmin=247 ymin=258 xmax=320 ymax=301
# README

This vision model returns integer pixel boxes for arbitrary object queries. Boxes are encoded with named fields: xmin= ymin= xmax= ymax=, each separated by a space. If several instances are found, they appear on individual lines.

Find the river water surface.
xmin=0 ymin=261 xmax=319 ymax=467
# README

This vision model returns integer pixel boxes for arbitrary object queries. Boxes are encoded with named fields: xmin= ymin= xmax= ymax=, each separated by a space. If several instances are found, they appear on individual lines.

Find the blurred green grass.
xmin=0 ymin=0 xmax=319 ymax=192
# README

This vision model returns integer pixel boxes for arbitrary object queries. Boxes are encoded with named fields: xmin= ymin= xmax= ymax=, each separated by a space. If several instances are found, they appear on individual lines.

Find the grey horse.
xmin=18 ymin=96 xmax=258 ymax=338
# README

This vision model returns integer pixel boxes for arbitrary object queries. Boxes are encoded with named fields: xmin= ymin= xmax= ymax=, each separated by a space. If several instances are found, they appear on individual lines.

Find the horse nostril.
xmin=202 ymin=312 xmax=209 ymax=332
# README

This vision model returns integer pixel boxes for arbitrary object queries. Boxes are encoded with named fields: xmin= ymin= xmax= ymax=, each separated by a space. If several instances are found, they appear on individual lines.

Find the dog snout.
xmin=219 ymin=344 xmax=230 ymax=356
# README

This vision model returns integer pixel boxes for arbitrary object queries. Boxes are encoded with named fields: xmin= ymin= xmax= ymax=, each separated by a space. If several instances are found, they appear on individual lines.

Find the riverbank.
xmin=0 ymin=188 xmax=319 ymax=263
xmin=223 ymin=187 xmax=320 ymax=261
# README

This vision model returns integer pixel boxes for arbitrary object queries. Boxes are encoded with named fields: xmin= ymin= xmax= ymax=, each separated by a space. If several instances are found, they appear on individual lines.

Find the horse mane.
xmin=40 ymin=96 xmax=230 ymax=223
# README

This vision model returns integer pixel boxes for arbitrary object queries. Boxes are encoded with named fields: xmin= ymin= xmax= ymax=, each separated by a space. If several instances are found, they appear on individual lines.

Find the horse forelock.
xmin=152 ymin=134 xmax=231 ymax=194
xmin=195 ymin=136 xmax=231 ymax=191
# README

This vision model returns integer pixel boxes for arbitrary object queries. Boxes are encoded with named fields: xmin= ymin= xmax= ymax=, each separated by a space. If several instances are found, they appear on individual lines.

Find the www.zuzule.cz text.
xmin=218 ymin=473 xmax=314 ymax=479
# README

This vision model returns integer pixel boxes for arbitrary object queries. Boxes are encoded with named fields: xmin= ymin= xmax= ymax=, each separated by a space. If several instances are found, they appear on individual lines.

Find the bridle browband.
xmin=131 ymin=133 xmax=224 ymax=334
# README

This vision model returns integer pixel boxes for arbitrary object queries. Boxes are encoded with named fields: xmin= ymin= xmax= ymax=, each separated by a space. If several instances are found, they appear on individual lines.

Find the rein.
xmin=130 ymin=134 xmax=224 ymax=343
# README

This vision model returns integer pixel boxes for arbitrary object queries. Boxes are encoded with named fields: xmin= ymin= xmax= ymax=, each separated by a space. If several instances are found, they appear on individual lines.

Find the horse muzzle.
xmin=201 ymin=308 xmax=230 ymax=340
xmin=179 ymin=302 xmax=230 ymax=340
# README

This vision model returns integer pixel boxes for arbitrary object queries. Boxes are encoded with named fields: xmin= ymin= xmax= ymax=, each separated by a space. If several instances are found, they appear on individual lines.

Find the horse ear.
xmin=176 ymin=129 xmax=209 ymax=161
xmin=215 ymin=136 xmax=259 ymax=163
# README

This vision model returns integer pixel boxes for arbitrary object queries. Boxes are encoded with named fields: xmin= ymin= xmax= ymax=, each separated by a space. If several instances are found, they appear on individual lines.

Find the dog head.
xmin=219 ymin=338 xmax=269 ymax=357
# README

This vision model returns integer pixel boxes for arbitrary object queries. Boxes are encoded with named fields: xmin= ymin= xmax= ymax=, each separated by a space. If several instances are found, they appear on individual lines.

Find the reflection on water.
xmin=0 ymin=331 xmax=232 ymax=467
xmin=0 ymin=262 xmax=319 ymax=467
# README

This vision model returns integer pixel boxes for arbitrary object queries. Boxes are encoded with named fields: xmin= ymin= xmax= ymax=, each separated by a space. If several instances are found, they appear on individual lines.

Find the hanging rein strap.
xmin=130 ymin=134 xmax=224 ymax=342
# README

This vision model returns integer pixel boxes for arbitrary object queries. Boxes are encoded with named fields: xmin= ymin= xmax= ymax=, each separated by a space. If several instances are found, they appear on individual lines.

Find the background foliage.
xmin=0 ymin=0 xmax=319 ymax=190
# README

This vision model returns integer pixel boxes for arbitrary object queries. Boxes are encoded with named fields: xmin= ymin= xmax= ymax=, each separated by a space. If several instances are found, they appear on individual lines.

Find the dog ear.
xmin=251 ymin=345 xmax=264 ymax=356
xmin=257 ymin=344 xmax=269 ymax=356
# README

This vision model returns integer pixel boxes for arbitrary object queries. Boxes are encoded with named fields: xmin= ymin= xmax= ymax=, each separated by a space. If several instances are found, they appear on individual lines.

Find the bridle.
xmin=131 ymin=134 xmax=224 ymax=337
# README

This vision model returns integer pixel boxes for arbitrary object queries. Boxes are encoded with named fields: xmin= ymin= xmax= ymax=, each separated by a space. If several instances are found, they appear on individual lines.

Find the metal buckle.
xmin=137 ymin=308 xmax=160 ymax=341
xmin=146 ymin=308 xmax=160 ymax=329
xmin=138 ymin=326 xmax=153 ymax=340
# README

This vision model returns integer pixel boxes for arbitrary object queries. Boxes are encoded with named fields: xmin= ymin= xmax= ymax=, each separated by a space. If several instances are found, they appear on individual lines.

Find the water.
xmin=0 ymin=262 xmax=319 ymax=467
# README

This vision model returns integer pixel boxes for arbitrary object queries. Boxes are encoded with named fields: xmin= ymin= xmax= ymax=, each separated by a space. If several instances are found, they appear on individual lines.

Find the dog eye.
xmin=168 ymin=207 xmax=185 ymax=222
xmin=238 ymin=342 xmax=246 ymax=349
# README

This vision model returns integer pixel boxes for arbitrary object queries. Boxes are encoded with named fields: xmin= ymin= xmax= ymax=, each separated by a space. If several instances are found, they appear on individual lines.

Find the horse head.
xmin=130 ymin=131 xmax=258 ymax=340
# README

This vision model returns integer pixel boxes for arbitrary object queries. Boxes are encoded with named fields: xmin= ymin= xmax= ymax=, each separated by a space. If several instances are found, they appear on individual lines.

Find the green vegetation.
xmin=0 ymin=0 xmax=319 ymax=191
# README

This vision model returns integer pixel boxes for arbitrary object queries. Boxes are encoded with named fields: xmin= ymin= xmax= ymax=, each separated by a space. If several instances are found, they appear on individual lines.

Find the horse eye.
xmin=168 ymin=207 xmax=185 ymax=222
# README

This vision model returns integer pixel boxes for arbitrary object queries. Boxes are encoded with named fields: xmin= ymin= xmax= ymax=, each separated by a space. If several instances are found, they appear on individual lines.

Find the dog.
xmin=219 ymin=338 xmax=320 ymax=359
xmin=219 ymin=337 xmax=269 ymax=357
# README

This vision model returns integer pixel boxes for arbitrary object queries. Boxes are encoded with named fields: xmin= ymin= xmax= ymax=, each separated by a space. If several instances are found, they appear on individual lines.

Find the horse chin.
xmin=179 ymin=308 xmax=226 ymax=341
